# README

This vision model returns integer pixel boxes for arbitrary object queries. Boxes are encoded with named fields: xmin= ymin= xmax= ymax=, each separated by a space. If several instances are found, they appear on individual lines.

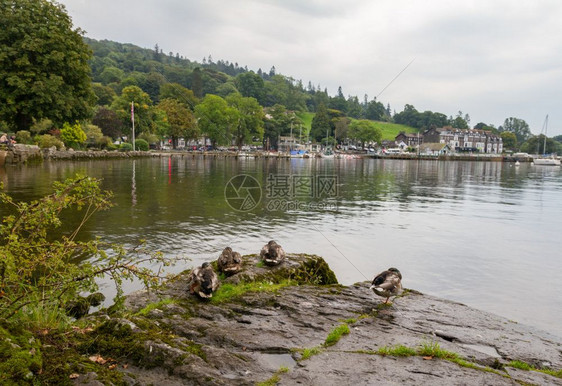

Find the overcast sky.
xmin=60 ymin=0 xmax=562 ymax=136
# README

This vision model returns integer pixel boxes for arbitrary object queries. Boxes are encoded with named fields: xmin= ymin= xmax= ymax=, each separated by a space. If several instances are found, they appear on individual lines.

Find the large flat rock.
xmin=92 ymin=254 xmax=562 ymax=385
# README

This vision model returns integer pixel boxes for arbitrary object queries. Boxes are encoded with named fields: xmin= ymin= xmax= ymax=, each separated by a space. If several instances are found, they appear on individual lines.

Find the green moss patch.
xmin=289 ymin=255 xmax=338 ymax=285
xmin=0 ymin=325 xmax=43 ymax=384
xmin=134 ymin=298 xmax=177 ymax=316
xmin=211 ymin=280 xmax=292 ymax=304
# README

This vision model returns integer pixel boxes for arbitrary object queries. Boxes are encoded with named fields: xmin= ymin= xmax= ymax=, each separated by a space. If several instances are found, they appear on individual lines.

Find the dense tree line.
xmin=1 ymin=0 xmax=559 ymax=153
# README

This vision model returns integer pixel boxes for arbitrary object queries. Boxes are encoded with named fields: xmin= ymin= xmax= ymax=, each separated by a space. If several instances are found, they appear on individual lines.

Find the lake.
xmin=1 ymin=156 xmax=561 ymax=337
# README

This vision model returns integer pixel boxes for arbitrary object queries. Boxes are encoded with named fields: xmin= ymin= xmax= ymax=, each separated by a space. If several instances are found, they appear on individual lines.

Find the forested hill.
xmin=84 ymin=37 xmax=407 ymax=145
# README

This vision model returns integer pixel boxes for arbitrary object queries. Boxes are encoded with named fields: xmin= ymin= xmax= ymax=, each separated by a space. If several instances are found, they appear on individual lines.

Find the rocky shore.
xmin=64 ymin=254 xmax=561 ymax=386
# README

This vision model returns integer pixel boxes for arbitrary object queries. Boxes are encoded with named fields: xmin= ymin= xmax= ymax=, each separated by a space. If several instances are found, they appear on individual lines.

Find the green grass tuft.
xmin=135 ymin=298 xmax=177 ymax=316
xmin=257 ymin=366 xmax=290 ymax=386
xmin=376 ymin=344 xmax=417 ymax=357
xmin=507 ymin=360 xmax=532 ymax=371
xmin=324 ymin=323 xmax=350 ymax=347
xmin=210 ymin=280 xmax=291 ymax=303
xmin=301 ymin=346 xmax=323 ymax=360
xmin=507 ymin=360 xmax=562 ymax=378
xmin=417 ymin=340 xmax=458 ymax=360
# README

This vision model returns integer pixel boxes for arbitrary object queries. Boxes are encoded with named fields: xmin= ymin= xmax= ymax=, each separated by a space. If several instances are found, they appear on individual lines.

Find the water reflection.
xmin=1 ymin=157 xmax=561 ymax=337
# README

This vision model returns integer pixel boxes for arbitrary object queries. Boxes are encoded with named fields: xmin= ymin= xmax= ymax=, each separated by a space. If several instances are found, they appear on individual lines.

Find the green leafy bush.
xmin=138 ymin=132 xmax=159 ymax=145
xmin=30 ymin=119 xmax=54 ymax=135
xmin=0 ymin=175 xmax=172 ymax=321
xmin=134 ymin=138 xmax=149 ymax=151
xmin=98 ymin=136 xmax=114 ymax=149
xmin=83 ymin=124 xmax=104 ymax=148
xmin=15 ymin=130 xmax=33 ymax=144
xmin=119 ymin=142 xmax=133 ymax=151
xmin=37 ymin=134 xmax=64 ymax=150
xmin=60 ymin=122 xmax=86 ymax=148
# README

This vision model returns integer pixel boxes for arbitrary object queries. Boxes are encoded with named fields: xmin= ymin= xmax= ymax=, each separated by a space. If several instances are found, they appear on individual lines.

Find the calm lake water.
xmin=1 ymin=156 xmax=561 ymax=337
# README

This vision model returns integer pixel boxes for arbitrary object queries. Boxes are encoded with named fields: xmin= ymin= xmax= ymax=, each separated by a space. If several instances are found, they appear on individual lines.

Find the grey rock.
xmin=92 ymin=254 xmax=562 ymax=385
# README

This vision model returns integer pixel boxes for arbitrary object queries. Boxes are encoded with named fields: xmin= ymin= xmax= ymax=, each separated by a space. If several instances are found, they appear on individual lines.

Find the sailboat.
xmin=533 ymin=115 xmax=561 ymax=166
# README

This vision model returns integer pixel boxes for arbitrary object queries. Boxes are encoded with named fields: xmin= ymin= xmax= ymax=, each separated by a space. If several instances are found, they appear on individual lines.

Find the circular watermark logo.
xmin=224 ymin=174 xmax=262 ymax=211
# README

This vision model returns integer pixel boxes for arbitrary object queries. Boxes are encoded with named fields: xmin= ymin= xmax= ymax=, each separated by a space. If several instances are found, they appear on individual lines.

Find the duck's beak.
xmin=369 ymin=285 xmax=375 ymax=290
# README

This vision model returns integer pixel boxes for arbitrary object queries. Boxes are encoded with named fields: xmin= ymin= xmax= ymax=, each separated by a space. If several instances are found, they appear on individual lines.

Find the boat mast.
xmin=538 ymin=115 xmax=548 ymax=155
xmin=543 ymin=115 xmax=548 ymax=155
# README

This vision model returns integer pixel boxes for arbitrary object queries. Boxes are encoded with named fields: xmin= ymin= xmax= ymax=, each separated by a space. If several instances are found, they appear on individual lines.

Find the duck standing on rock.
xmin=370 ymin=268 xmax=403 ymax=304
xmin=217 ymin=247 xmax=242 ymax=275
xmin=260 ymin=240 xmax=285 ymax=266
xmin=187 ymin=262 xmax=219 ymax=299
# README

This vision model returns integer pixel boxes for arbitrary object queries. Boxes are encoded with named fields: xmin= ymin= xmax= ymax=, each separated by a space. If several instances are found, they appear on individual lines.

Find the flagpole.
xmin=131 ymin=101 xmax=136 ymax=151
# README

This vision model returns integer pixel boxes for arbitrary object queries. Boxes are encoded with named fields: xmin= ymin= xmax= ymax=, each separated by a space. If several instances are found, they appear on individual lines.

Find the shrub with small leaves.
xmin=60 ymin=122 xmax=86 ymax=148
xmin=15 ymin=130 xmax=33 ymax=144
xmin=37 ymin=134 xmax=64 ymax=150
xmin=134 ymin=138 xmax=149 ymax=151
xmin=119 ymin=142 xmax=133 ymax=152
xmin=0 ymin=175 xmax=175 ymax=321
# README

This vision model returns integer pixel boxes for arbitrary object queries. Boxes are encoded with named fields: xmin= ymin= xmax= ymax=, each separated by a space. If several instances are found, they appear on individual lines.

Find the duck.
xmin=260 ymin=240 xmax=285 ymax=266
xmin=187 ymin=262 xmax=220 ymax=299
xmin=217 ymin=247 xmax=242 ymax=275
xmin=370 ymin=267 xmax=403 ymax=304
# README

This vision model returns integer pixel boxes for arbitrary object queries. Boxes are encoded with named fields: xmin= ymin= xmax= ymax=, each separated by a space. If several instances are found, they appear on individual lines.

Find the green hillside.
xmin=372 ymin=121 xmax=418 ymax=141
xmin=302 ymin=112 xmax=417 ymax=141
xmin=296 ymin=111 xmax=314 ymax=136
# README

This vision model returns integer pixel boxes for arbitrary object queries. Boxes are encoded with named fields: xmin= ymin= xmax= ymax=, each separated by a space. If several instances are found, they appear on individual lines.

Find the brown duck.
xmin=217 ymin=247 xmax=242 ymax=275
xmin=187 ymin=262 xmax=219 ymax=299
xmin=370 ymin=267 xmax=403 ymax=304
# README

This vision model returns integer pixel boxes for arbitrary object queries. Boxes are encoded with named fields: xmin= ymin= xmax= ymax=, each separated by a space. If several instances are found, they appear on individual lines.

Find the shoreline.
xmin=0 ymin=144 xmax=537 ymax=166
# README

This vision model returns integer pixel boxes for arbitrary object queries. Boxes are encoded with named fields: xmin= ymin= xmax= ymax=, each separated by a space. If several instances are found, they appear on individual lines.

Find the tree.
xmin=92 ymin=83 xmax=116 ymax=106
xmin=334 ymin=117 xmax=351 ymax=142
xmin=450 ymin=111 xmax=469 ymax=129
xmin=93 ymin=106 xmax=123 ymax=139
xmin=500 ymin=132 xmax=517 ymax=150
xmin=194 ymin=94 xmax=236 ymax=148
xmin=310 ymin=102 xmax=331 ymax=142
xmin=499 ymin=117 xmax=531 ymax=143
xmin=365 ymin=99 xmax=386 ymax=121
xmin=98 ymin=66 xmax=124 ymax=85
xmin=263 ymin=104 xmax=291 ymax=150
xmin=235 ymin=72 xmax=265 ymax=104
xmin=328 ymin=86 xmax=347 ymax=113
xmin=159 ymin=83 xmax=199 ymax=110
xmin=474 ymin=122 xmax=497 ymax=133
xmin=346 ymin=96 xmax=362 ymax=119
xmin=0 ymin=0 xmax=95 ymax=131
xmin=520 ymin=135 xmax=561 ymax=155
xmin=226 ymin=94 xmax=264 ymax=149
xmin=191 ymin=68 xmax=203 ymax=98
xmin=111 ymin=86 xmax=153 ymax=137
xmin=83 ymin=124 xmax=104 ymax=148
xmin=349 ymin=120 xmax=382 ymax=148
xmin=394 ymin=104 xmax=420 ymax=127
xmin=158 ymin=98 xmax=199 ymax=149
